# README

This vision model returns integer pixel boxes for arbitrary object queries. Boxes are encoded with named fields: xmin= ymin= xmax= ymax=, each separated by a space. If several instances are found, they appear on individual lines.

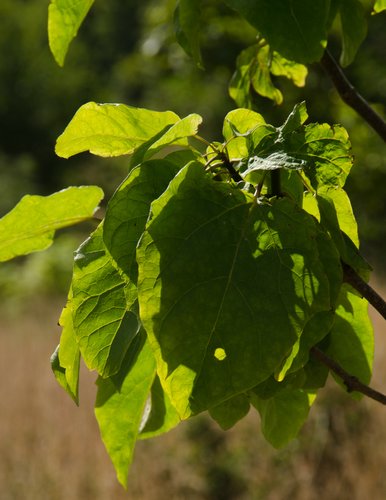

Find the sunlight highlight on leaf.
xmin=0 ymin=186 xmax=103 ymax=262
xmin=48 ymin=0 xmax=94 ymax=66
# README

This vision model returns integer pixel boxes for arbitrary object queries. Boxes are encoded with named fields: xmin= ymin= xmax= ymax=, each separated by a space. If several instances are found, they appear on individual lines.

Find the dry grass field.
xmin=0 ymin=289 xmax=385 ymax=500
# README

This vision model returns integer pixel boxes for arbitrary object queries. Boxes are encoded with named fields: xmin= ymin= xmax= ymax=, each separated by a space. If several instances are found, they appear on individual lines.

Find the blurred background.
xmin=0 ymin=0 xmax=385 ymax=498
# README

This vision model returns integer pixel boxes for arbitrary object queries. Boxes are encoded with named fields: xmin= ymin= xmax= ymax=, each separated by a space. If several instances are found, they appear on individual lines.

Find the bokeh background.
xmin=0 ymin=1 xmax=385 ymax=498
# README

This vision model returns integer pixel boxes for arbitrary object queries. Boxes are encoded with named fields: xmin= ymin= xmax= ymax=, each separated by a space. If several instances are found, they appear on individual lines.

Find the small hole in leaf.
xmin=214 ymin=347 xmax=226 ymax=361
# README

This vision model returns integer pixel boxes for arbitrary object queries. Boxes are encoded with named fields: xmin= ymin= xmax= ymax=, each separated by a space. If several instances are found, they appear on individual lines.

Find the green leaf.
xmin=327 ymin=285 xmax=374 ymax=394
xmin=339 ymin=0 xmax=367 ymax=67
xmin=51 ymin=295 xmax=80 ymax=404
xmin=139 ymin=375 xmax=180 ymax=439
xmin=280 ymin=101 xmax=309 ymax=135
xmin=286 ymin=123 xmax=353 ymax=190
xmin=230 ymin=43 xmax=308 ymax=106
xmin=229 ymin=46 xmax=256 ymax=108
xmin=303 ymin=188 xmax=371 ymax=278
xmin=222 ymin=108 xmax=275 ymax=160
xmin=174 ymin=0 xmax=203 ymax=67
xmin=72 ymin=224 xmax=140 ymax=378
xmin=209 ymin=394 xmax=250 ymax=430
xmin=275 ymin=224 xmax=342 ymax=380
xmin=95 ymin=331 xmax=156 ymax=488
xmin=143 ymin=114 xmax=202 ymax=160
xmin=0 ymin=186 xmax=103 ymax=262
xmin=56 ymin=102 xmax=180 ymax=159
xmin=250 ymin=46 xmax=293 ymax=105
xmin=244 ymin=151 xmax=306 ymax=173
xmin=251 ymin=388 xmax=316 ymax=448
xmin=103 ymin=159 xmax=181 ymax=281
xmin=270 ymin=51 xmax=308 ymax=88
xmin=318 ymin=187 xmax=359 ymax=247
xmin=373 ymin=0 xmax=386 ymax=13
xmin=138 ymin=162 xmax=334 ymax=418
xmin=48 ymin=0 xmax=94 ymax=66
xmin=224 ymin=0 xmax=330 ymax=63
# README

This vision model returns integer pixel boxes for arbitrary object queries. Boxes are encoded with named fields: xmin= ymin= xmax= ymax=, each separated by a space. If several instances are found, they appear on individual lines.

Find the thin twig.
xmin=342 ymin=261 xmax=386 ymax=320
xmin=320 ymin=49 xmax=386 ymax=142
xmin=311 ymin=347 xmax=386 ymax=405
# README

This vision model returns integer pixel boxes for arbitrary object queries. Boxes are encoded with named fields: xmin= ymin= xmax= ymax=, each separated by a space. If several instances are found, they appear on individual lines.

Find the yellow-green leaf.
xmin=56 ymin=103 xmax=180 ymax=159
xmin=48 ymin=0 xmax=94 ymax=66
xmin=0 ymin=186 xmax=103 ymax=262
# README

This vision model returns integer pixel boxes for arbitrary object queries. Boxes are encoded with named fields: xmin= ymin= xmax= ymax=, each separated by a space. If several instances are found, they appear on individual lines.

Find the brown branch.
xmin=342 ymin=261 xmax=386 ymax=320
xmin=320 ymin=49 xmax=386 ymax=143
xmin=311 ymin=347 xmax=386 ymax=405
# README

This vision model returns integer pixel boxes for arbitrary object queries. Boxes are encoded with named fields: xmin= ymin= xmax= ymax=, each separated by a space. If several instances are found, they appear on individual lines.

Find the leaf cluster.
xmin=47 ymin=101 xmax=373 ymax=486
xmin=1 ymin=0 xmax=383 ymax=489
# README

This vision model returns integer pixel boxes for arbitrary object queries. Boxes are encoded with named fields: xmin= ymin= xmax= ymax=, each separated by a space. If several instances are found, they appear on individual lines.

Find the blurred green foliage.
xmin=0 ymin=0 xmax=385 ymax=301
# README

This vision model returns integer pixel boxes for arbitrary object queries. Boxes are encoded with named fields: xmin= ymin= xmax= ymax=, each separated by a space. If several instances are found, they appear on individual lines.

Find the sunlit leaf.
xmin=139 ymin=375 xmax=180 ymax=439
xmin=95 ymin=331 xmax=156 ymax=487
xmin=51 ymin=295 xmax=80 ymax=404
xmin=0 ymin=186 xmax=103 ymax=262
xmin=270 ymin=52 xmax=307 ymax=87
xmin=222 ymin=108 xmax=274 ymax=160
xmin=229 ymin=45 xmax=256 ymax=108
xmin=230 ymin=43 xmax=308 ymax=106
xmin=48 ymin=0 xmax=94 ymax=66
xmin=244 ymin=151 xmax=306 ymax=174
xmin=103 ymin=159 xmax=180 ymax=281
xmin=303 ymin=188 xmax=371 ymax=278
xmin=373 ymin=0 xmax=386 ymax=13
xmin=56 ymin=102 xmax=180 ymax=158
xmin=279 ymin=101 xmax=309 ymax=134
xmin=143 ymin=114 xmax=202 ymax=160
xmin=285 ymin=123 xmax=353 ymax=189
xmin=327 ymin=285 xmax=374 ymax=396
xmin=72 ymin=224 xmax=140 ymax=378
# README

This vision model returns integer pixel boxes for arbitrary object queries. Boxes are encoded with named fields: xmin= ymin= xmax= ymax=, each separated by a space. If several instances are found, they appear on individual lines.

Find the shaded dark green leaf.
xmin=138 ymin=162 xmax=335 ymax=418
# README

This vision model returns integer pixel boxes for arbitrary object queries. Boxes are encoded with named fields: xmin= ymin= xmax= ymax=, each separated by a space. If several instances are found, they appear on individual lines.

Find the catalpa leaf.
xmin=327 ymin=285 xmax=374 ymax=396
xmin=251 ymin=388 xmax=317 ymax=448
xmin=209 ymin=394 xmax=250 ymax=430
xmin=244 ymin=152 xmax=306 ymax=174
xmin=224 ymin=0 xmax=330 ymax=63
xmin=276 ymin=226 xmax=342 ymax=380
xmin=56 ymin=103 xmax=180 ymax=158
xmin=72 ymin=224 xmax=140 ymax=378
xmin=48 ymin=0 xmax=94 ymax=66
xmin=103 ymin=158 xmax=181 ymax=281
xmin=270 ymin=50 xmax=308 ymax=88
xmin=143 ymin=114 xmax=202 ymax=160
xmin=249 ymin=46 xmax=294 ymax=105
xmin=230 ymin=43 xmax=307 ymax=106
xmin=279 ymin=101 xmax=309 ymax=135
xmin=0 ymin=186 xmax=103 ymax=262
xmin=229 ymin=45 xmax=256 ymax=109
xmin=283 ymin=122 xmax=353 ymax=189
xmin=373 ymin=0 xmax=386 ymax=13
xmin=339 ymin=0 xmax=367 ymax=67
xmin=95 ymin=331 xmax=156 ymax=488
xmin=174 ymin=0 xmax=203 ymax=67
xmin=137 ymin=162 xmax=335 ymax=418
xmin=139 ymin=375 xmax=180 ymax=439
xmin=51 ymin=295 xmax=80 ymax=404
xmin=303 ymin=188 xmax=371 ymax=278
xmin=222 ymin=108 xmax=275 ymax=160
